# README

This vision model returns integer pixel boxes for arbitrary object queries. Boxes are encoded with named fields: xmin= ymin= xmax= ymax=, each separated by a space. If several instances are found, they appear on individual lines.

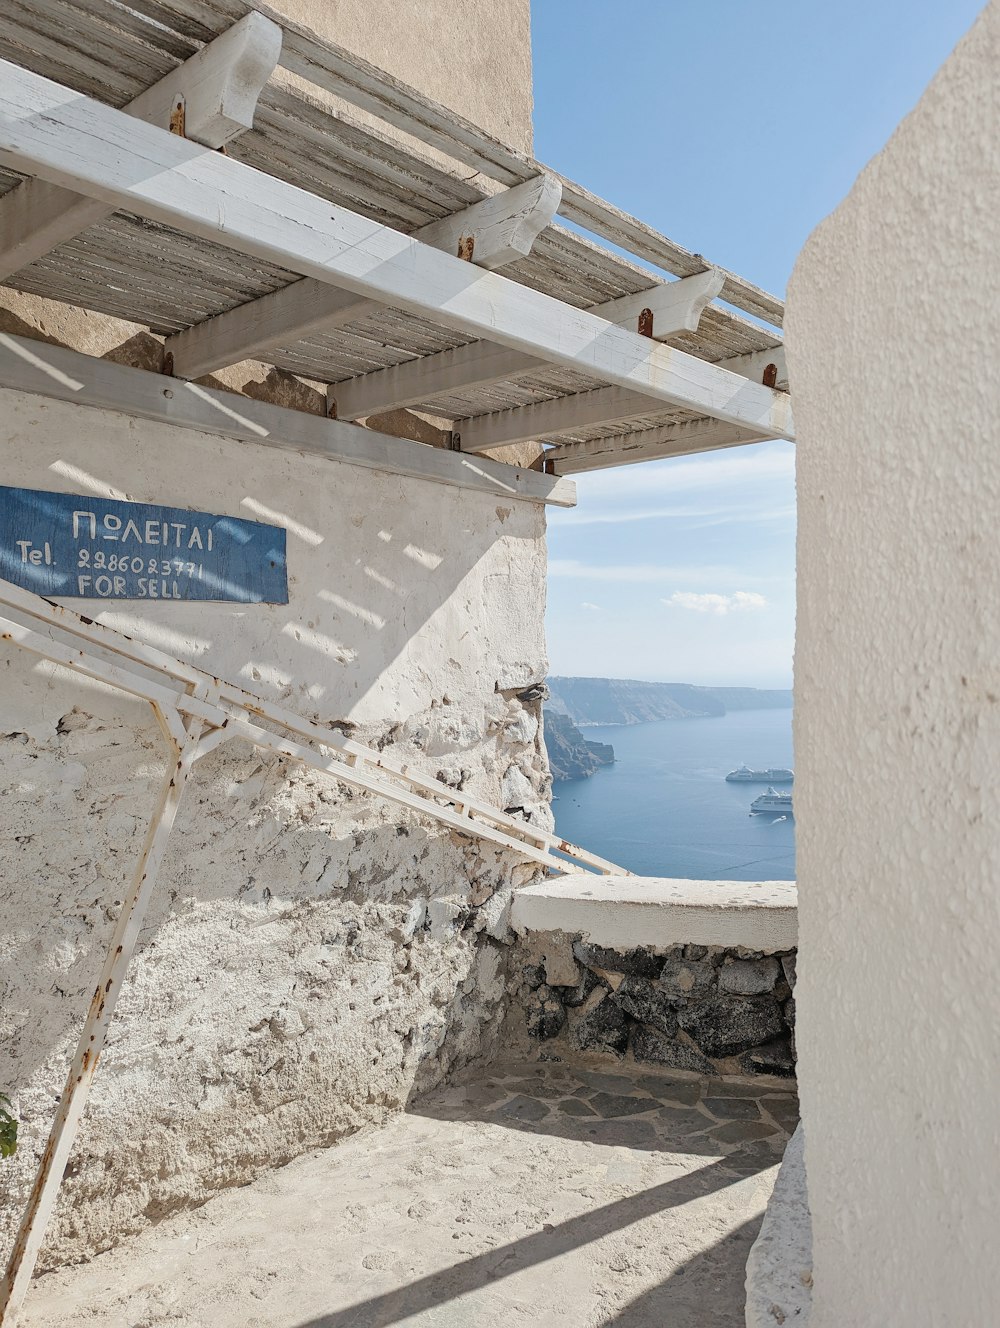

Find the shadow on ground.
xmin=291 ymin=1160 xmax=749 ymax=1328
xmin=290 ymin=1061 xmax=797 ymax=1328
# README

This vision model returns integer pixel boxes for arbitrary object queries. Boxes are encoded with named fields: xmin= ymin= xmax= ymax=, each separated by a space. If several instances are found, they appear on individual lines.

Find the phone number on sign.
xmin=77 ymin=550 xmax=205 ymax=577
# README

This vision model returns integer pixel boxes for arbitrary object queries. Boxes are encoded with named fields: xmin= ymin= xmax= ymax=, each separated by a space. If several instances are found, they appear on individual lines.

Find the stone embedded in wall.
xmin=525 ymin=984 xmax=566 ymax=1040
xmin=677 ymin=995 xmax=786 ymax=1059
xmin=657 ymin=955 xmax=715 ymax=998
xmin=560 ymin=966 xmax=607 ymax=1009
xmin=612 ymin=975 xmax=679 ymax=1036
xmin=717 ymin=957 xmax=781 ymax=996
xmin=571 ymin=992 xmax=630 ymax=1057
xmin=742 ymin=1037 xmax=796 ymax=1078
xmin=539 ymin=934 xmax=581 ymax=988
xmin=572 ymin=940 xmax=664 ymax=980
xmin=631 ymin=1026 xmax=717 ymax=1076
xmin=781 ymin=953 xmax=796 ymax=989
xmin=510 ymin=935 xmax=798 ymax=1078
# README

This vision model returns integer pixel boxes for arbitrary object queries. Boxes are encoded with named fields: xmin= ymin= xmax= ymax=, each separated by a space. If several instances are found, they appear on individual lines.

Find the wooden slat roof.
xmin=0 ymin=0 xmax=788 ymax=471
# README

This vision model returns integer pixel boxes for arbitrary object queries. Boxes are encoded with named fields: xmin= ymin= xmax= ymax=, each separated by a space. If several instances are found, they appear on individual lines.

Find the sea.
xmin=551 ymin=707 xmax=795 ymax=880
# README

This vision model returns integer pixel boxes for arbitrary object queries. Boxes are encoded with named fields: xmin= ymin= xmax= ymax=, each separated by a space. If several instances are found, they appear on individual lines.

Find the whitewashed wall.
xmin=788 ymin=4 xmax=999 ymax=1323
xmin=278 ymin=0 xmax=534 ymax=155
xmin=0 ymin=389 xmax=551 ymax=1268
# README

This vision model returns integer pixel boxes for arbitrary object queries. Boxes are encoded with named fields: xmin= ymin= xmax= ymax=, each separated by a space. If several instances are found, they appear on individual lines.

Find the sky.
xmin=531 ymin=0 xmax=984 ymax=688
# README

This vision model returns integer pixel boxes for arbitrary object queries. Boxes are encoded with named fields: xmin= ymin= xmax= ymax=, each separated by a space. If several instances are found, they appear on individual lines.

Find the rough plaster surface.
xmin=0 ymin=389 xmax=551 ymax=1270
xmin=512 ymin=877 xmax=798 ymax=952
xmin=787 ymin=6 xmax=1000 ymax=1323
xmin=18 ymin=1063 xmax=796 ymax=1328
xmin=276 ymin=0 xmax=534 ymax=154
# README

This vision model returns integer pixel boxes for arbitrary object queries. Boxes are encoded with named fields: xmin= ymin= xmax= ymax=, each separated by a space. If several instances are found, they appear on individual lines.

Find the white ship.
xmin=726 ymin=764 xmax=794 ymax=784
xmin=750 ymin=787 xmax=794 ymax=815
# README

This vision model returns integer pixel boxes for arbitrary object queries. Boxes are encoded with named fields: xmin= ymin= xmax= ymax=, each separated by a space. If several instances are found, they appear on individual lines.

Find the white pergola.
xmin=0 ymin=2 xmax=793 ymax=490
xmin=0 ymin=4 xmax=794 ymax=1320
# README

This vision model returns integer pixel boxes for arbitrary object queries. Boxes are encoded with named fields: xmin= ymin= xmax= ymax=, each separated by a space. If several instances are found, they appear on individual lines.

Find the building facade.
xmin=0 ymin=0 xmax=550 ymax=1270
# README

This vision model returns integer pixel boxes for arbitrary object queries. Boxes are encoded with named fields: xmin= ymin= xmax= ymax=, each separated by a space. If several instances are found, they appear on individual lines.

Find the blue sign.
xmin=0 ymin=486 xmax=287 ymax=603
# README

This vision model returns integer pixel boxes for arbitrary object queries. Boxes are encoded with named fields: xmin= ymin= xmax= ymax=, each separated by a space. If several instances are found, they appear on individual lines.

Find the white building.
xmin=1 ymin=1 xmax=991 ymax=1325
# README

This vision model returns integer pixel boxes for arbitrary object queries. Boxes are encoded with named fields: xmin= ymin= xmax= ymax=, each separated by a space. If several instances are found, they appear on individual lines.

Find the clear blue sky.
xmin=533 ymin=0 xmax=984 ymax=688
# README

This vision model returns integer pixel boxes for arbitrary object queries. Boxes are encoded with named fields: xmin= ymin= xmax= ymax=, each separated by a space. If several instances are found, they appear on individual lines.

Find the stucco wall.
xmin=276 ymin=0 xmax=533 ymax=155
xmin=787 ymin=4 xmax=999 ymax=1323
xmin=0 ymin=388 xmax=551 ymax=1268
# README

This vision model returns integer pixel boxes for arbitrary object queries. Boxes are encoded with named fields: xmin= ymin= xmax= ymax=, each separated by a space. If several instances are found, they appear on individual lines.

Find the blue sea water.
xmin=552 ymin=708 xmax=795 ymax=880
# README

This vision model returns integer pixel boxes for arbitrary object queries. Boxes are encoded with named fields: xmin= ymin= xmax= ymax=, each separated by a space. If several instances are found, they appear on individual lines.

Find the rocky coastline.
xmin=544 ymin=709 xmax=615 ymax=781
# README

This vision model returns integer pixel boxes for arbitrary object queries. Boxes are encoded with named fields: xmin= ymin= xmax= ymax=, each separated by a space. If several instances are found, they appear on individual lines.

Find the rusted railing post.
xmin=0 ymin=710 xmax=202 ymax=1326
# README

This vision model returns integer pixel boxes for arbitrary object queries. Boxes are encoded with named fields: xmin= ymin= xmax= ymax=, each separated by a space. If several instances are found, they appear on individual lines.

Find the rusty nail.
xmin=169 ymin=99 xmax=185 ymax=138
xmin=637 ymin=308 xmax=654 ymax=338
xmin=327 ymin=398 xmax=338 ymax=420
xmin=457 ymin=235 xmax=475 ymax=262
xmin=763 ymin=362 xmax=778 ymax=388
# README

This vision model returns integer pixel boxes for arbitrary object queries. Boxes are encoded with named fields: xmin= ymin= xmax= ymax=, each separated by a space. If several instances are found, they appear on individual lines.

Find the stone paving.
xmin=21 ymin=1063 xmax=798 ymax=1328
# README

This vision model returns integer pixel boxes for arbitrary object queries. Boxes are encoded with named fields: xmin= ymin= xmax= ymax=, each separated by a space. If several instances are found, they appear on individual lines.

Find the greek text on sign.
xmin=0 ymin=486 xmax=288 ymax=602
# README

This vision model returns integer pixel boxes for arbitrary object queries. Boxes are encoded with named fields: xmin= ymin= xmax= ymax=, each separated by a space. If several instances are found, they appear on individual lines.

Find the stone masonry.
xmin=513 ymin=934 xmax=797 ymax=1078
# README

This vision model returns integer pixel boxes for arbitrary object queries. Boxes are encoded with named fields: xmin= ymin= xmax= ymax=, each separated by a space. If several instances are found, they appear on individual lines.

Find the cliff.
xmin=544 ymin=710 xmax=615 ymax=781
xmin=547 ymin=677 xmax=792 ymax=728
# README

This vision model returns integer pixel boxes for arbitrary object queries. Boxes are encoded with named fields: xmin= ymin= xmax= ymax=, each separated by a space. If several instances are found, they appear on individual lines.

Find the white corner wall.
xmin=787 ymin=4 xmax=999 ymax=1323
xmin=0 ymin=389 xmax=550 ymax=1270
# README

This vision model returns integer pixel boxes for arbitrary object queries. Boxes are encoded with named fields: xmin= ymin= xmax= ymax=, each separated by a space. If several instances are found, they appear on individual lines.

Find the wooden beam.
xmin=591 ymin=269 xmax=725 ymax=338
xmin=331 ymin=271 xmax=728 ymax=423
xmin=333 ymin=344 xmax=539 ymax=421
xmin=0 ymin=333 xmax=576 ymax=508
xmin=459 ymin=387 xmax=658 ymax=453
xmin=546 ymin=417 xmax=773 ymax=474
xmin=456 ymin=344 xmax=787 ymax=454
xmin=150 ymin=1 xmax=784 ymax=325
xmin=0 ymin=13 xmax=281 ymax=281
xmin=0 ymin=62 xmax=795 ymax=441
xmin=165 ymin=173 xmax=562 ymax=380
xmin=720 ymin=345 xmax=789 ymax=391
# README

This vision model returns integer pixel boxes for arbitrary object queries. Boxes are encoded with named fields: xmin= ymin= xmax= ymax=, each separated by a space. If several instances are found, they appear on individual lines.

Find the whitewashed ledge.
xmin=745 ymin=1125 xmax=813 ymax=1326
xmin=511 ymin=875 xmax=797 ymax=953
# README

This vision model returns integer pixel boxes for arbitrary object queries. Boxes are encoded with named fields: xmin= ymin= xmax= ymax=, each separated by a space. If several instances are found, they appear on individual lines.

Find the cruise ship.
xmin=726 ymin=764 xmax=794 ymax=784
xmin=750 ymin=787 xmax=794 ymax=815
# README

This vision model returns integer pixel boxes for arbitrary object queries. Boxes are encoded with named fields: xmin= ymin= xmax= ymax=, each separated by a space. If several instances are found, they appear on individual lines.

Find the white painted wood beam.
xmin=592 ymin=269 xmax=725 ymax=338
xmin=0 ymin=13 xmax=281 ymax=281
xmin=722 ymin=345 xmax=789 ymax=391
xmin=331 ymin=271 xmax=728 ymax=422
xmin=187 ymin=2 xmax=785 ymax=324
xmin=164 ymin=173 xmax=562 ymax=380
xmin=545 ymin=417 xmax=773 ymax=474
xmin=456 ymin=344 xmax=787 ymax=454
xmin=459 ymin=387 xmax=658 ymax=452
xmin=0 ymin=333 xmax=576 ymax=508
xmin=332 ymin=344 xmax=539 ymax=420
xmin=0 ymin=62 xmax=795 ymax=441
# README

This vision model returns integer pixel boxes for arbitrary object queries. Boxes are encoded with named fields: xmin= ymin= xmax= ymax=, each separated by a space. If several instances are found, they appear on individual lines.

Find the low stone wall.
xmin=513 ymin=932 xmax=797 ymax=1078
xmin=508 ymin=875 xmax=798 ymax=1078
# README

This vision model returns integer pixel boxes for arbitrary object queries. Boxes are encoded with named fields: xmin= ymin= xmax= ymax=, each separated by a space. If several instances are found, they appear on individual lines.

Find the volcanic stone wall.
xmin=513 ymin=933 xmax=797 ymax=1078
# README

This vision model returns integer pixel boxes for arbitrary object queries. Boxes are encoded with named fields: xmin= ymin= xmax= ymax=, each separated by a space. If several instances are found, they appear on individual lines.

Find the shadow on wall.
xmin=0 ymin=319 xmax=547 ymax=729
xmin=0 ymin=703 xmax=527 ymax=1267
xmin=0 ymin=318 xmax=549 ymax=1268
